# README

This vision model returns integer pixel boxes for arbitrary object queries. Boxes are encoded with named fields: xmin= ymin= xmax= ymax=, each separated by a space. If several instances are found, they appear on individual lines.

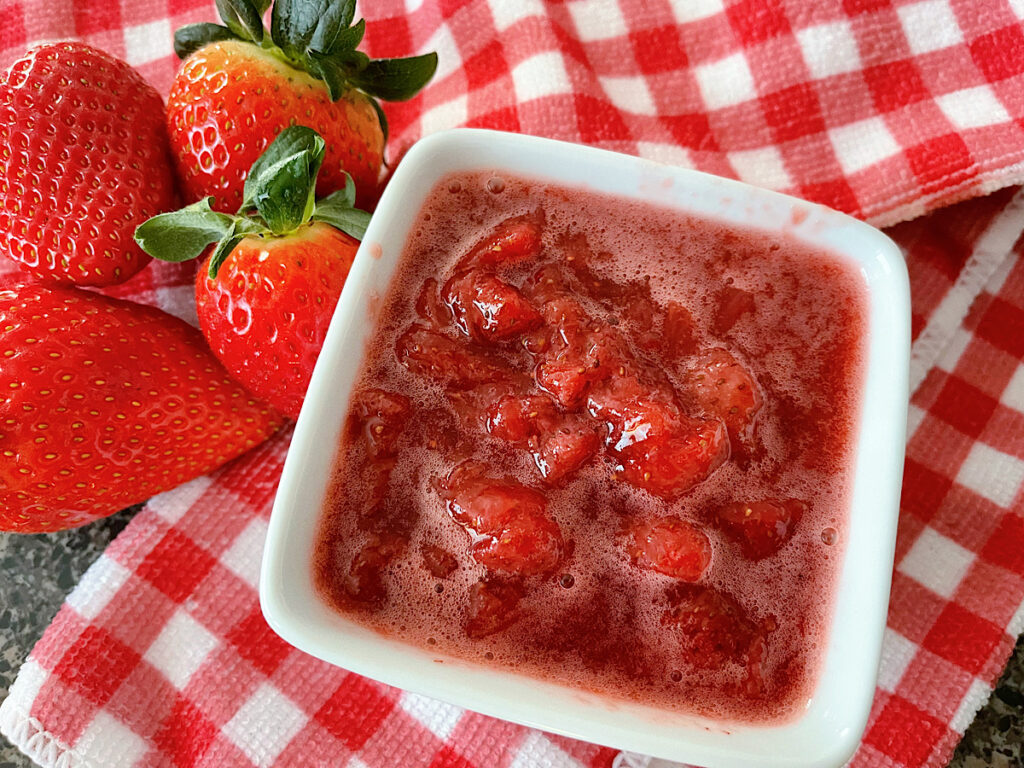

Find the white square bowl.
xmin=261 ymin=128 xmax=910 ymax=768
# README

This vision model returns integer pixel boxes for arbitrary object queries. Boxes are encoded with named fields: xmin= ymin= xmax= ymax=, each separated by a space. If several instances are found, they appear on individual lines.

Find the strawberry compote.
xmin=314 ymin=171 xmax=867 ymax=723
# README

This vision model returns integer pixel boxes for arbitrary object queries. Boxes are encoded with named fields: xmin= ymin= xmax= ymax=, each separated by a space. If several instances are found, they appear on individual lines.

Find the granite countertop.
xmin=0 ymin=511 xmax=1021 ymax=768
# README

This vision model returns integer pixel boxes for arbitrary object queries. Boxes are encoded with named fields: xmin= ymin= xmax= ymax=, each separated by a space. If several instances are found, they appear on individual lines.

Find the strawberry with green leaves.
xmin=0 ymin=43 xmax=178 ymax=286
xmin=167 ymin=0 xmax=437 ymax=212
xmin=136 ymin=126 xmax=370 ymax=419
xmin=0 ymin=283 xmax=281 ymax=533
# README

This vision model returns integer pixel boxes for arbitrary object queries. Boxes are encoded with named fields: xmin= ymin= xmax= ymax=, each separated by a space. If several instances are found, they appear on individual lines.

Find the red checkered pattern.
xmin=1 ymin=1 xmax=1024 ymax=767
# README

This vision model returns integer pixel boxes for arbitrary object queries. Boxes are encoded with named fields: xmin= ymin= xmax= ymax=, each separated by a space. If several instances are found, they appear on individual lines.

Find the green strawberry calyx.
xmin=174 ymin=0 xmax=438 ymax=140
xmin=134 ymin=126 xmax=371 ymax=278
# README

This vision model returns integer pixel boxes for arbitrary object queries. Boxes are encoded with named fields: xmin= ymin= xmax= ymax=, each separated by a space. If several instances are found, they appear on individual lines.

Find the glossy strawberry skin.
xmin=0 ymin=283 xmax=281 ymax=533
xmin=0 ymin=43 xmax=178 ymax=286
xmin=167 ymin=40 xmax=382 ymax=213
xmin=195 ymin=222 xmax=359 ymax=419
xmin=485 ymin=393 xmax=600 ymax=483
xmin=444 ymin=270 xmax=543 ymax=344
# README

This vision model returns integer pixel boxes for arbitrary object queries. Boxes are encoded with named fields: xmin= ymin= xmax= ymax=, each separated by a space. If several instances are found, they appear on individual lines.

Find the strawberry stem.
xmin=174 ymin=0 xmax=437 ymax=108
xmin=134 ymin=127 xmax=371 ymax=277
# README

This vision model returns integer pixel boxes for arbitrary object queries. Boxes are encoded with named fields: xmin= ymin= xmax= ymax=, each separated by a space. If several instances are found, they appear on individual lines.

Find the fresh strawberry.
xmin=167 ymin=0 xmax=437 ymax=212
xmin=0 ymin=283 xmax=281 ymax=533
xmin=717 ymin=499 xmax=806 ymax=560
xmin=136 ymin=126 xmax=371 ymax=418
xmin=626 ymin=516 xmax=712 ymax=581
xmin=438 ymin=461 xmax=565 ymax=576
xmin=0 ymin=43 xmax=178 ymax=286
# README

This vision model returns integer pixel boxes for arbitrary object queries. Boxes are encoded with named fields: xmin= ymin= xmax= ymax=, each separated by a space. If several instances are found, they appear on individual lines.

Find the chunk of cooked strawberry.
xmin=438 ymin=461 xmax=565 ymax=575
xmin=717 ymin=499 xmax=806 ymax=560
xmin=444 ymin=270 xmax=543 ymax=343
xmin=486 ymin=394 xmax=599 ymax=482
xmin=461 ymin=213 xmax=543 ymax=269
xmin=421 ymin=543 xmax=459 ymax=579
xmin=615 ymin=416 xmax=729 ymax=499
xmin=562 ymin=239 xmax=625 ymax=304
xmin=464 ymin=578 xmax=524 ymax=638
xmin=342 ymin=532 xmax=407 ymax=606
xmin=486 ymin=394 xmax=559 ymax=442
xmin=626 ymin=516 xmax=712 ymax=581
xmin=535 ymin=427 xmax=601 ymax=482
xmin=535 ymin=359 xmax=602 ymax=409
xmin=662 ymin=583 xmax=769 ymax=691
xmin=349 ymin=388 xmax=412 ymax=457
xmin=586 ymin=374 xmax=675 ymax=431
xmin=534 ymin=323 xmax=627 ymax=409
xmin=619 ymin=289 xmax=662 ymax=351
xmin=415 ymin=277 xmax=450 ymax=329
xmin=524 ymin=264 xmax=575 ymax=306
xmin=396 ymin=324 xmax=510 ymax=389
xmin=662 ymin=301 xmax=698 ymax=358
xmin=689 ymin=348 xmax=763 ymax=443
xmin=592 ymin=386 xmax=728 ymax=499
xmin=713 ymin=285 xmax=756 ymax=335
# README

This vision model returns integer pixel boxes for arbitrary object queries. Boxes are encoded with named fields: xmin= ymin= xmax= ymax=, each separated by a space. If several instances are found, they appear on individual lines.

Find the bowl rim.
xmin=261 ymin=128 xmax=910 ymax=768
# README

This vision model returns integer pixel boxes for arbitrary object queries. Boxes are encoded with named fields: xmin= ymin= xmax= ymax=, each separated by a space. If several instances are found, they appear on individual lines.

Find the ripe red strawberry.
xmin=136 ymin=126 xmax=371 ymax=418
xmin=167 ymin=0 xmax=437 ymax=212
xmin=0 ymin=43 xmax=178 ymax=286
xmin=0 ymin=283 xmax=281 ymax=533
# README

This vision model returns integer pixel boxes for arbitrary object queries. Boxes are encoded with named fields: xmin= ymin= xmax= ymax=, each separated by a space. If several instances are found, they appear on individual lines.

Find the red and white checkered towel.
xmin=2 ymin=1 xmax=1024 ymax=767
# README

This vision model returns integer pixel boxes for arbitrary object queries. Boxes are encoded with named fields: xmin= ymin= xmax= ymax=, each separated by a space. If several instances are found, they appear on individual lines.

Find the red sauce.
xmin=314 ymin=171 xmax=867 ymax=723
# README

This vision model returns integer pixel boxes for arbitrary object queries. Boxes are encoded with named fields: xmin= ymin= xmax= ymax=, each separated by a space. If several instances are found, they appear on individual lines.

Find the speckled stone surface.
xmin=0 ymin=507 xmax=136 ymax=768
xmin=950 ymin=635 xmax=1024 ymax=768
xmin=0 ymin=509 xmax=1020 ymax=768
